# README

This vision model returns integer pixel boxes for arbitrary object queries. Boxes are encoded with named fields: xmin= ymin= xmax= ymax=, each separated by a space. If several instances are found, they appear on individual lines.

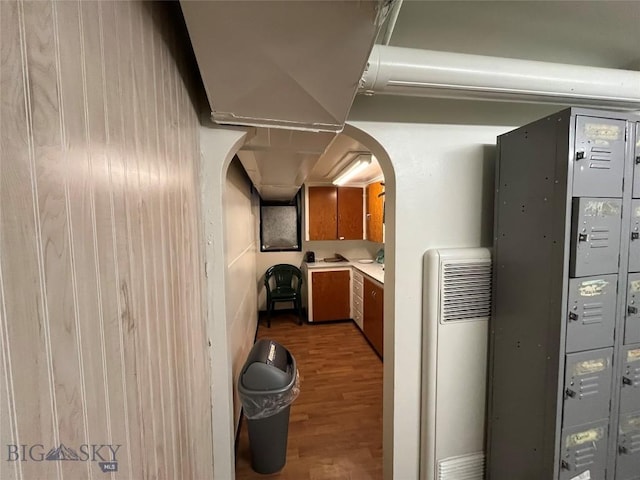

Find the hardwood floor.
xmin=235 ymin=314 xmax=383 ymax=479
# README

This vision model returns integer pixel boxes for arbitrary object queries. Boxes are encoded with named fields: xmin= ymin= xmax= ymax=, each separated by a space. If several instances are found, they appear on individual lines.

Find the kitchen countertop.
xmin=305 ymin=259 xmax=384 ymax=284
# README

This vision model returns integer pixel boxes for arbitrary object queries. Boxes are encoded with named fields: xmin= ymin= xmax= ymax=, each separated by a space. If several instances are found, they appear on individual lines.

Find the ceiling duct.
xmin=181 ymin=0 xmax=393 ymax=132
xmin=236 ymin=128 xmax=337 ymax=201
xmin=360 ymin=45 xmax=640 ymax=110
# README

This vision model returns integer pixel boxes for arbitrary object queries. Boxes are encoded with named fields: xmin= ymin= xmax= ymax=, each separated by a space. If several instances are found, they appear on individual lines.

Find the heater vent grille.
xmin=440 ymin=261 xmax=492 ymax=323
xmin=437 ymin=452 xmax=485 ymax=480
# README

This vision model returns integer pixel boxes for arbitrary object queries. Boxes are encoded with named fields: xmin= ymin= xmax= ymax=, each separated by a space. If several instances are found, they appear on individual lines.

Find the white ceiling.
xmin=187 ymin=1 xmax=640 ymax=199
xmin=324 ymin=1 xmax=640 ymax=188
xmin=383 ymin=1 xmax=640 ymax=70
xmin=306 ymin=133 xmax=383 ymax=184
xmin=236 ymin=128 xmax=337 ymax=200
xmin=181 ymin=0 xmax=391 ymax=199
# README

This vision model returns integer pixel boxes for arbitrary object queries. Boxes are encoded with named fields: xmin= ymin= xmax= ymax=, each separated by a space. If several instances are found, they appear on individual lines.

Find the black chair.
xmin=264 ymin=264 xmax=303 ymax=327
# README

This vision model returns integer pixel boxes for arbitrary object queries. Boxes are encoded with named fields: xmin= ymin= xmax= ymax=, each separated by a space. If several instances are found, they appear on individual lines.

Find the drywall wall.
xmin=347 ymin=96 xmax=568 ymax=479
xmin=345 ymin=120 xmax=510 ymax=479
xmin=224 ymin=159 xmax=258 ymax=430
xmin=0 ymin=1 xmax=212 ymax=479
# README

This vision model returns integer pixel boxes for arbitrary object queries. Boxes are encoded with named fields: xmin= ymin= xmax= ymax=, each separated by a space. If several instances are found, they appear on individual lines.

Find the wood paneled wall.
xmin=0 ymin=1 xmax=212 ymax=479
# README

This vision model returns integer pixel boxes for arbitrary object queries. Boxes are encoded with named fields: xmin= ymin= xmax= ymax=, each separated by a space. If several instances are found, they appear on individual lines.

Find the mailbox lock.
xmin=620 ymin=445 xmax=629 ymax=454
xmin=629 ymin=306 xmax=638 ymax=315
xmin=622 ymin=376 xmax=633 ymax=386
xmin=568 ymin=312 xmax=579 ymax=321
xmin=576 ymin=151 xmax=585 ymax=160
xmin=578 ymin=233 xmax=588 ymax=242
xmin=635 ymin=156 xmax=640 ymax=165
xmin=565 ymin=388 xmax=577 ymax=398
xmin=561 ymin=460 xmax=570 ymax=470
xmin=633 ymin=232 xmax=640 ymax=240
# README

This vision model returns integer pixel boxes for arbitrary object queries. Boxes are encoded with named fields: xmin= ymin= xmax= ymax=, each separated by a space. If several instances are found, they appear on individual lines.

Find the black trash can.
xmin=238 ymin=339 xmax=299 ymax=474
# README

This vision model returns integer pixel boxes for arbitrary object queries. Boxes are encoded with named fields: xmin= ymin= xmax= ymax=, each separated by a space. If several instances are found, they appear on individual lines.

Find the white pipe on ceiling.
xmin=360 ymin=45 xmax=640 ymax=110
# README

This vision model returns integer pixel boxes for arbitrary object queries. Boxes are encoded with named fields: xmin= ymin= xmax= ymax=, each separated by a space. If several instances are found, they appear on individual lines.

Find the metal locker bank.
xmin=487 ymin=108 xmax=640 ymax=480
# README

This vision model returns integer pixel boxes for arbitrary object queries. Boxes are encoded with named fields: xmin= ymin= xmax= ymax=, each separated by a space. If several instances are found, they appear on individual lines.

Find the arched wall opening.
xmin=199 ymin=123 xmax=397 ymax=479
xmin=200 ymin=99 xmax=561 ymax=480
xmin=343 ymin=124 xmax=396 ymax=480
xmin=200 ymin=126 xmax=250 ymax=480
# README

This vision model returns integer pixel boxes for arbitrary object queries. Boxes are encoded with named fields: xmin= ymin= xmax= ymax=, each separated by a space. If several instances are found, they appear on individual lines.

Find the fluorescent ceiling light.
xmin=333 ymin=154 xmax=372 ymax=186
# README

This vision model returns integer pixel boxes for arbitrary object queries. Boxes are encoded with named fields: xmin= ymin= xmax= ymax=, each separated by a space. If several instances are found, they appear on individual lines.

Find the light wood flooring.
xmin=235 ymin=314 xmax=383 ymax=480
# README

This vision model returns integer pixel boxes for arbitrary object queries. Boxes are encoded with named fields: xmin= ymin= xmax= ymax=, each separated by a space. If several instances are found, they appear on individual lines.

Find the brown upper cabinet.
xmin=366 ymin=182 xmax=384 ymax=243
xmin=308 ymin=186 xmax=363 ymax=240
xmin=308 ymin=186 xmax=337 ymax=240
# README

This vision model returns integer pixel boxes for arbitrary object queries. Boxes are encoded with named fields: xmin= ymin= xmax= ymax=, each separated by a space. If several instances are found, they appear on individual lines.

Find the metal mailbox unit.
xmin=487 ymin=108 xmax=640 ymax=480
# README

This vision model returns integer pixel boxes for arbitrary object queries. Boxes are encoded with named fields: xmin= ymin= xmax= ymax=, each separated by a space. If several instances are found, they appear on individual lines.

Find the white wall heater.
xmin=421 ymin=248 xmax=492 ymax=480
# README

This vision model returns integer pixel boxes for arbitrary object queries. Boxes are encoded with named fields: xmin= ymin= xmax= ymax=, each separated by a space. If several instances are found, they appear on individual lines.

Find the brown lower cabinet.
xmin=311 ymin=270 xmax=350 ymax=322
xmin=363 ymin=276 xmax=383 ymax=358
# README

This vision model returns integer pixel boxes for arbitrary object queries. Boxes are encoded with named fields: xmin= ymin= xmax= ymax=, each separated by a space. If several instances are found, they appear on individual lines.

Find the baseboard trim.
xmin=234 ymin=414 xmax=243 ymax=459
xmin=353 ymin=322 xmax=383 ymax=361
xmin=307 ymin=318 xmax=352 ymax=325
xmin=258 ymin=308 xmax=308 ymax=325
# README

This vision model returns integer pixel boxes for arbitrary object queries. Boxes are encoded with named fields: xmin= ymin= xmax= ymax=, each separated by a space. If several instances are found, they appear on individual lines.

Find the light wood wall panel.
xmin=0 ymin=1 xmax=213 ymax=479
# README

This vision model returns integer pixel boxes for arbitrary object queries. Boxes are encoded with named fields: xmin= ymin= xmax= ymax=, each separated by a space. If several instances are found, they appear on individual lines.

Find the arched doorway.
xmin=200 ymin=124 xmax=396 ymax=479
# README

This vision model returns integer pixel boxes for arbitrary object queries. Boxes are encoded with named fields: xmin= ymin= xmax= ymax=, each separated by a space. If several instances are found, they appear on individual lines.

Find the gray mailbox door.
xmin=570 ymin=198 xmax=622 ymax=278
xmin=563 ymin=347 xmax=613 ymax=427
xmin=573 ymin=116 xmax=625 ymax=198
xmin=620 ymin=345 xmax=640 ymax=415
xmin=626 ymin=274 xmax=640 ymax=345
xmin=629 ymin=200 xmax=640 ymax=272
xmin=633 ymin=122 xmax=640 ymax=198
xmin=616 ymin=411 xmax=640 ymax=480
xmin=559 ymin=420 xmax=608 ymax=480
xmin=566 ymin=275 xmax=617 ymax=353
